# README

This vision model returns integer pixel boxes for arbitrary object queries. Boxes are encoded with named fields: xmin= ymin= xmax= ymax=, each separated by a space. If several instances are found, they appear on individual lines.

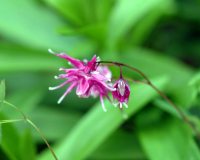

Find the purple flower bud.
xmin=112 ymin=79 xmax=130 ymax=109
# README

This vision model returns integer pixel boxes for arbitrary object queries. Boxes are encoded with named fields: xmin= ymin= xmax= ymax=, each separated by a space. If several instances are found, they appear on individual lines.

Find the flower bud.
xmin=112 ymin=79 xmax=130 ymax=109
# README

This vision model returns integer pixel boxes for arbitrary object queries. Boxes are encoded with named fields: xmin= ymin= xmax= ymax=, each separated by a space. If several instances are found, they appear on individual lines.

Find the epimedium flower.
xmin=48 ymin=49 xmax=115 ymax=112
xmin=112 ymin=78 xmax=130 ymax=109
xmin=47 ymin=51 xmax=200 ymax=141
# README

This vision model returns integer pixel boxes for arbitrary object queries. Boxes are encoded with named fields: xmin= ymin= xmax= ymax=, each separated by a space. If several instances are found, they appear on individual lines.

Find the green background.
xmin=0 ymin=0 xmax=200 ymax=160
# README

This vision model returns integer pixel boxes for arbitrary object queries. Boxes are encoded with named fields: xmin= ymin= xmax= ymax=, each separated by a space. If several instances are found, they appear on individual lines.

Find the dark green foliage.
xmin=0 ymin=0 xmax=200 ymax=160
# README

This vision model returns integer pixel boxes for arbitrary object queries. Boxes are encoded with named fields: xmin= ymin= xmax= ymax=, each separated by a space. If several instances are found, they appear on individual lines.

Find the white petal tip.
xmin=48 ymin=87 xmax=54 ymax=90
xmin=54 ymin=76 xmax=59 ymax=79
xmin=123 ymin=103 xmax=128 ymax=108
xmin=57 ymin=99 xmax=62 ymax=104
xmin=48 ymin=49 xmax=55 ymax=54
xmin=119 ymin=103 xmax=123 ymax=109
xmin=111 ymin=88 xmax=116 ymax=92
xmin=96 ymin=56 xmax=101 ymax=62
xmin=59 ymin=68 xmax=64 ymax=71
xmin=83 ymin=59 xmax=88 ymax=63
xmin=103 ymin=109 xmax=107 ymax=112
xmin=113 ymin=103 xmax=118 ymax=107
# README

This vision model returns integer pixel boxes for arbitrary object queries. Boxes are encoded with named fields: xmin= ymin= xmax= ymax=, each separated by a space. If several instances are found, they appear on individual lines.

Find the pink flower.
xmin=48 ymin=49 xmax=115 ymax=112
xmin=112 ymin=78 xmax=130 ymax=109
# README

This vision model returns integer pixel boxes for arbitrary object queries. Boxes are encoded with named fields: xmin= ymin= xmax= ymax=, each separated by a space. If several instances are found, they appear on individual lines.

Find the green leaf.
xmin=107 ymin=0 xmax=168 ymax=48
xmin=43 ymin=0 xmax=85 ymax=26
xmin=189 ymin=72 xmax=200 ymax=91
xmin=0 ymin=0 xmax=95 ymax=53
xmin=7 ymin=88 xmax=45 ymax=113
xmin=19 ymin=130 xmax=36 ymax=160
xmin=138 ymin=119 xmax=200 ymax=160
xmin=37 ymin=76 xmax=168 ymax=160
xmin=44 ymin=0 xmax=114 ymax=25
xmin=0 ymin=113 xmax=20 ymax=160
xmin=90 ymin=129 xmax=145 ymax=160
xmin=0 ymin=44 xmax=61 ymax=72
xmin=0 ymin=80 xmax=5 ymax=103
xmin=0 ymin=42 xmax=96 ymax=73
xmin=29 ymin=107 xmax=81 ymax=141
xmin=154 ymin=99 xmax=182 ymax=118
xmin=130 ymin=0 xmax=175 ymax=46
xmin=153 ymin=99 xmax=200 ymax=135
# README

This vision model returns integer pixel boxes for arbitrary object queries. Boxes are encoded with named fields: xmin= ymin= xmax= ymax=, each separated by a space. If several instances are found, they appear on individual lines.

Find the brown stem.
xmin=99 ymin=61 xmax=200 ymax=138
xmin=3 ymin=100 xmax=59 ymax=160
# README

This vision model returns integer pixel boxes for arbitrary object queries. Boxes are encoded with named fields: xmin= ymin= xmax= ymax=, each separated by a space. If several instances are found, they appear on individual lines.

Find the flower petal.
xmin=97 ymin=66 xmax=112 ymax=81
xmin=76 ymin=78 xmax=89 ymax=96
xmin=49 ymin=80 xmax=70 ymax=90
xmin=100 ymin=96 xmax=107 ymax=112
xmin=49 ymin=49 xmax=84 ymax=68
xmin=57 ymin=82 xmax=77 ymax=104
xmin=58 ymin=53 xmax=84 ymax=68
xmin=87 ymin=55 xmax=97 ymax=71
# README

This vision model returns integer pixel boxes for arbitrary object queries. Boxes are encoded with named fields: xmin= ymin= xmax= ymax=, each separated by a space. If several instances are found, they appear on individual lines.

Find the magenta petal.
xmin=58 ymin=82 xmax=77 ymax=104
xmin=57 ymin=53 xmax=84 ymax=68
xmin=49 ymin=79 xmax=71 ymax=90
xmin=97 ymin=66 xmax=112 ymax=80
xmin=49 ymin=52 xmax=115 ymax=111
xmin=87 ymin=55 xmax=97 ymax=71
xmin=112 ymin=79 xmax=130 ymax=104
xmin=76 ymin=78 xmax=89 ymax=96
xmin=100 ymin=96 xmax=107 ymax=112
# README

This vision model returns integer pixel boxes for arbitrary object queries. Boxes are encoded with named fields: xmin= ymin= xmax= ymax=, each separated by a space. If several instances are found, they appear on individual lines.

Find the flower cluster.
xmin=49 ymin=49 xmax=130 ymax=112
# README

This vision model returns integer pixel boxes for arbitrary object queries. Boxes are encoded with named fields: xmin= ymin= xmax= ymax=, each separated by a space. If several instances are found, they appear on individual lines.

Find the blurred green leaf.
xmin=135 ymin=105 xmax=163 ymax=128
xmin=0 ymin=114 xmax=20 ymax=160
xmin=0 ymin=80 xmax=5 ymax=103
xmin=138 ymin=119 xmax=200 ymax=160
xmin=0 ymin=42 xmax=97 ymax=73
xmin=154 ymin=99 xmax=200 ymax=134
xmin=0 ymin=43 xmax=61 ymax=73
xmin=154 ymin=99 xmax=182 ymax=118
xmin=90 ymin=129 xmax=145 ymax=160
xmin=178 ymin=1 xmax=200 ymax=22
xmin=130 ymin=0 xmax=175 ymax=46
xmin=43 ymin=0 xmax=85 ymax=26
xmin=38 ymin=76 xmax=168 ymax=160
xmin=107 ymin=0 xmax=169 ymax=48
xmin=19 ymin=130 xmax=36 ymax=160
xmin=44 ymin=0 xmax=114 ymax=26
xmin=7 ymin=88 xmax=45 ymax=113
xmin=0 ymin=0 xmax=95 ymax=53
xmin=30 ymin=107 xmax=81 ymax=141
xmin=189 ymin=72 xmax=200 ymax=91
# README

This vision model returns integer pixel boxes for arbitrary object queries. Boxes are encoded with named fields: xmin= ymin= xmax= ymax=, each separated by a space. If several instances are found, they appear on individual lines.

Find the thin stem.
xmin=2 ymin=100 xmax=58 ymax=160
xmin=99 ymin=61 xmax=200 ymax=138
xmin=26 ymin=119 xmax=58 ymax=160
xmin=119 ymin=66 xmax=123 ymax=79
xmin=0 ymin=119 xmax=24 ymax=124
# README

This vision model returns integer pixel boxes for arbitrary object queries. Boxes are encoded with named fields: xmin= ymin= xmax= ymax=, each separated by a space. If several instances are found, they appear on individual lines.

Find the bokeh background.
xmin=0 ymin=0 xmax=200 ymax=160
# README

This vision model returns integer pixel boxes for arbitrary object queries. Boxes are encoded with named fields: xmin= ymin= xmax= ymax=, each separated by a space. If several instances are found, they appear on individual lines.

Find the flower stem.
xmin=3 ymin=100 xmax=58 ymax=160
xmin=99 ymin=61 xmax=200 ymax=138
xmin=0 ymin=119 xmax=24 ymax=124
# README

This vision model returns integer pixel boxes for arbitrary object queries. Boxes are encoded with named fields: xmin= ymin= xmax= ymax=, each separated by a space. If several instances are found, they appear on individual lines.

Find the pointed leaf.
xmin=138 ymin=119 xmax=200 ymax=160
xmin=19 ymin=130 xmax=36 ymax=160
xmin=107 ymin=0 xmax=169 ymax=48
xmin=0 ymin=0 xmax=94 ymax=52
